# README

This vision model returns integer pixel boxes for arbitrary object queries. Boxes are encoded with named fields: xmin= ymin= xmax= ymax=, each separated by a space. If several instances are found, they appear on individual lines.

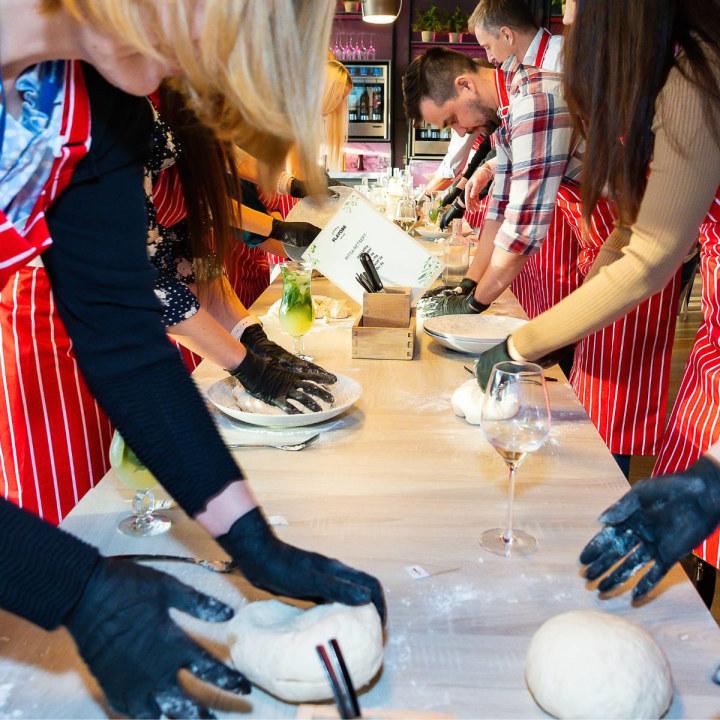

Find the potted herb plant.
xmin=448 ymin=5 xmax=468 ymax=43
xmin=413 ymin=6 xmax=445 ymax=43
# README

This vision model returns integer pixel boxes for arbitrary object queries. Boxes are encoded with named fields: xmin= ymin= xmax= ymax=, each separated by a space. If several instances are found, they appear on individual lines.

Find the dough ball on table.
xmin=451 ymin=379 xmax=485 ymax=425
xmin=525 ymin=610 xmax=673 ymax=719
xmin=228 ymin=600 xmax=384 ymax=702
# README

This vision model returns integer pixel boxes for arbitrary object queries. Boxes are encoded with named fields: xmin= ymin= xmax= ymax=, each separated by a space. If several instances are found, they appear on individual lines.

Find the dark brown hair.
xmin=468 ymin=0 xmax=538 ymax=34
xmin=158 ymin=82 xmax=243 ymax=284
xmin=564 ymin=0 xmax=720 ymax=224
xmin=402 ymin=48 xmax=478 ymax=125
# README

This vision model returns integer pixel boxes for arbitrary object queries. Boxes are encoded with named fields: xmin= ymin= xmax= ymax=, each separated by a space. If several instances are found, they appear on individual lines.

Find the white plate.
xmin=415 ymin=225 xmax=448 ymax=239
xmin=424 ymin=314 xmax=527 ymax=354
xmin=206 ymin=374 xmax=361 ymax=428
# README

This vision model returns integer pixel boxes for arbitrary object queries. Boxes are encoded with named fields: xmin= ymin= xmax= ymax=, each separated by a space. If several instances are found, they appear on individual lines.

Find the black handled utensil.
xmin=315 ymin=639 xmax=361 ymax=719
xmin=355 ymin=272 xmax=374 ymax=294
xmin=359 ymin=252 xmax=384 ymax=293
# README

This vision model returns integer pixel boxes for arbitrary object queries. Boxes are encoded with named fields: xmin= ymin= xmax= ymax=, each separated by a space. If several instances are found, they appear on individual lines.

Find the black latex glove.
xmin=439 ymin=181 xmax=462 ymax=208
xmin=474 ymin=339 xmax=514 ymax=390
xmin=217 ymin=508 xmax=386 ymax=625
xmin=241 ymin=324 xmax=337 ymax=386
xmin=439 ymin=199 xmax=465 ymax=231
xmin=288 ymin=177 xmax=308 ymax=198
xmin=580 ymin=456 xmax=720 ymax=601
xmin=419 ymin=289 xmax=488 ymax=319
xmin=270 ymin=219 xmax=321 ymax=248
xmin=421 ymin=277 xmax=477 ymax=300
xmin=65 ymin=558 xmax=249 ymax=719
xmin=289 ymin=170 xmax=336 ymax=198
xmin=230 ymin=347 xmax=333 ymax=414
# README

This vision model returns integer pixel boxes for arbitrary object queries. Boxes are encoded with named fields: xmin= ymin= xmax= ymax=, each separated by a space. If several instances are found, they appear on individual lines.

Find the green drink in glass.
xmin=279 ymin=262 xmax=314 ymax=360
xmin=110 ymin=431 xmax=171 ymax=537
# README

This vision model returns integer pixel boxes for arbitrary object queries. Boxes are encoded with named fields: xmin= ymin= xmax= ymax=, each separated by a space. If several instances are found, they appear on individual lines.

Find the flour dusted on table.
xmin=525 ymin=610 xmax=673 ymax=719
xmin=227 ymin=600 xmax=383 ymax=702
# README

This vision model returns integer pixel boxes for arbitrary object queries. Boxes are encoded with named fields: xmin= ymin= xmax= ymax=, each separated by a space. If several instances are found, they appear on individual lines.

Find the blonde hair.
xmin=322 ymin=60 xmax=352 ymax=171
xmin=42 ymin=0 xmax=334 ymax=193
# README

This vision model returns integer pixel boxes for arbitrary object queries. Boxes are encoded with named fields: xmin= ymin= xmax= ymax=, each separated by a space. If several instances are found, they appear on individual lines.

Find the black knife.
xmin=359 ymin=252 xmax=384 ymax=292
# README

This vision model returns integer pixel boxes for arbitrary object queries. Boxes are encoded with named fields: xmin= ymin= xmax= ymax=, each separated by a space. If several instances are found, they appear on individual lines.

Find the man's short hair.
xmin=468 ymin=0 xmax=538 ymax=34
xmin=402 ymin=48 xmax=477 ymax=125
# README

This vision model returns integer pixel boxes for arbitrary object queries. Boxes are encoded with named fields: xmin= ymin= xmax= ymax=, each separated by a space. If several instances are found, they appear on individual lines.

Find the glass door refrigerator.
xmin=345 ymin=61 xmax=391 ymax=141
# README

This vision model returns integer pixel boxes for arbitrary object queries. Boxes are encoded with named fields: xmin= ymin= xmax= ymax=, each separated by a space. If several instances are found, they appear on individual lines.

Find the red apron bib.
xmin=653 ymin=186 xmax=720 ymax=567
xmin=0 ymin=63 xmax=110 ymax=525
xmin=556 ymin=182 xmax=682 ymax=455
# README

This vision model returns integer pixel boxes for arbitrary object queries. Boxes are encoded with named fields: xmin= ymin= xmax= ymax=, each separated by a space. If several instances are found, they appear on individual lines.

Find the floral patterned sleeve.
xmin=144 ymin=104 xmax=200 ymax=328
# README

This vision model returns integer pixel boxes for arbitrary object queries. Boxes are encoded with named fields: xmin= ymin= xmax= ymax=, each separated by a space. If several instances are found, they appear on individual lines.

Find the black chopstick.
xmin=359 ymin=252 xmax=384 ymax=293
xmin=330 ymin=639 xmax=361 ymax=718
xmin=355 ymin=272 xmax=374 ymax=294
xmin=316 ymin=645 xmax=354 ymax=719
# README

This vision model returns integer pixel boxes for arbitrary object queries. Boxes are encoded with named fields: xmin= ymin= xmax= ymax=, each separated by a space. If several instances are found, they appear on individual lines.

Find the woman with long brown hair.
xmin=475 ymin=0 xmax=720 ymax=604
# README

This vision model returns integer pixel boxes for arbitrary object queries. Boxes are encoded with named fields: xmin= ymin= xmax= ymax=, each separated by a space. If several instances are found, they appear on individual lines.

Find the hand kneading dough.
xmin=231 ymin=384 xmax=334 ymax=415
xmin=451 ymin=379 xmax=485 ymax=424
xmin=228 ymin=601 xmax=383 ymax=702
xmin=525 ymin=610 xmax=673 ymax=719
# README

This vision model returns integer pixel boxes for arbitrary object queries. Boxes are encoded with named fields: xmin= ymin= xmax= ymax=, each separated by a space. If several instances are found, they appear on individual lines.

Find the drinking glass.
xmin=394 ymin=195 xmax=417 ymax=233
xmin=480 ymin=362 xmax=551 ymax=557
xmin=367 ymin=35 xmax=377 ymax=60
xmin=110 ymin=432 xmax=171 ymax=537
xmin=279 ymin=262 xmax=315 ymax=360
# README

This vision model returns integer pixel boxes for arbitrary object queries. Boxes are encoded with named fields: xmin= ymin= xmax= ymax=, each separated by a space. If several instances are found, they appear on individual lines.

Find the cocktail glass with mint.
xmin=279 ymin=261 xmax=314 ymax=360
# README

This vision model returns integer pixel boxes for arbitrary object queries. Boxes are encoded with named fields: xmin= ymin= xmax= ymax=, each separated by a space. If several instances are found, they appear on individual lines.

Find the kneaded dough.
xmin=451 ymin=379 xmax=485 ymax=424
xmin=231 ymin=384 xmax=334 ymax=415
xmin=451 ymin=378 xmax=519 ymax=424
xmin=525 ymin=610 xmax=673 ymax=719
xmin=228 ymin=600 xmax=383 ymax=702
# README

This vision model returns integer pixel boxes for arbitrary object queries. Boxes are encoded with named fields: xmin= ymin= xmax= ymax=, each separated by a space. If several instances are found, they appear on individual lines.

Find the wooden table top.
xmin=0 ymin=279 xmax=718 ymax=719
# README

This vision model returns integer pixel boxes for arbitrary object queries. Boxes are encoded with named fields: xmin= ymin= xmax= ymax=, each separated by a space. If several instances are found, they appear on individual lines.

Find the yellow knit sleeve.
xmin=513 ymin=65 xmax=720 ymax=360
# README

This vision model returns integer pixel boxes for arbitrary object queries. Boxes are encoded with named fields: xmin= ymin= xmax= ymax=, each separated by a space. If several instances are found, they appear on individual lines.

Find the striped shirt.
xmin=486 ymin=57 xmax=583 ymax=255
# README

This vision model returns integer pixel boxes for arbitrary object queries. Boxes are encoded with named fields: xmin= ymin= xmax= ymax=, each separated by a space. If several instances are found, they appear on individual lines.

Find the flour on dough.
xmin=451 ymin=379 xmax=485 ymax=424
xmin=228 ymin=600 xmax=383 ymax=702
xmin=525 ymin=610 xmax=673 ymax=719
xmin=231 ymin=383 xmax=334 ymax=415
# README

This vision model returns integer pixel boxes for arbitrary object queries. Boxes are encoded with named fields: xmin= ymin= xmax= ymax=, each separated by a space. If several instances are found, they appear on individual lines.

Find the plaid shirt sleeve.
xmin=486 ymin=89 xmax=574 ymax=255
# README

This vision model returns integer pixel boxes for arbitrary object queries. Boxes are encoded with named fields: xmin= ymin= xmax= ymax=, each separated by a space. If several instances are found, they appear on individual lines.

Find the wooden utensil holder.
xmin=352 ymin=287 xmax=415 ymax=360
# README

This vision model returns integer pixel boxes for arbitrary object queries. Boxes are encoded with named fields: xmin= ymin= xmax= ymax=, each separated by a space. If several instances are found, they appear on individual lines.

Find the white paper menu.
xmin=302 ymin=191 xmax=444 ymax=306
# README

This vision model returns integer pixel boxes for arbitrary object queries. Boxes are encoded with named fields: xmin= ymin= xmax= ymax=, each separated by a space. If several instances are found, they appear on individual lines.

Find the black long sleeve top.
xmin=0 ymin=65 xmax=245 ymax=631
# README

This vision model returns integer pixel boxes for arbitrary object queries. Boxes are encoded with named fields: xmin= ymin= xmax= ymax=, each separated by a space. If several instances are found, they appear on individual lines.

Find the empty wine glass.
xmin=480 ymin=362 xmax=551 ymax=557
xmin=110 ymin=432 xmax=171 ymax=537
xmin=367 ymin=35 xmax=377 ymax=60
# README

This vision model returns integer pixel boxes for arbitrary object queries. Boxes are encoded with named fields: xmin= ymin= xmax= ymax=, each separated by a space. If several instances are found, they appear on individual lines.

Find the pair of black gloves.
xmin=66 ymin=509 xmax=385 ymax=718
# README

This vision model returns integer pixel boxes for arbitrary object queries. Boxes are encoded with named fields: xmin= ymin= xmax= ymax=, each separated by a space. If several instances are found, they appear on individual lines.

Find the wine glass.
xmin=394 ymin=195 xmax=417 ymax=233
xmin=279 ymin=261 xmax=315 ymax=360
xmin=480 ymin=362 xmax=551 ymax=557
xmin=110 ymin=432 xmax=171 ymax=537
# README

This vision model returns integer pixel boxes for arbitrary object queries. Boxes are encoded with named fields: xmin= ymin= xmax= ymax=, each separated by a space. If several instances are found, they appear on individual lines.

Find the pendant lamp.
xmin=361 ymin=0 xmax=402 ymax=24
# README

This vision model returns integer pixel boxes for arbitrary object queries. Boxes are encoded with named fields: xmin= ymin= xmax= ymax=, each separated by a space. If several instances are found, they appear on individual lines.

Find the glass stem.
xmin=503 ymin=463 xmax=517 ymax=544
xmin=293 ymin=335 xmax=304 ymax=356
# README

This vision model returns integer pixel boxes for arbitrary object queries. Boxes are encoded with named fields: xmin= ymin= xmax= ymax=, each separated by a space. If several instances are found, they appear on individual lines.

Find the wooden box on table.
xmin=351 ymin=287 xmax=415 ymax=360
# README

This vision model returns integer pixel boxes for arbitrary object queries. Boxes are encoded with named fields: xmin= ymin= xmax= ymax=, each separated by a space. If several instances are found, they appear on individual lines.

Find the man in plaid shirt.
xmin=402 ymin=47 xmax=583 ymax=317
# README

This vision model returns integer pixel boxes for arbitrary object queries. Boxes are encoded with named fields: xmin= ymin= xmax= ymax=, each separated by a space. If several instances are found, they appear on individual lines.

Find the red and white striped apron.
xmin=556 ymin=182 xmax=683 ymax=455
xmin=0 ymin=63 xmax=115 ymax=526
xmin=653 ymin=187 xmax=720 ymax=567
xmin=490 ymin=56 xmax=581 ymax=320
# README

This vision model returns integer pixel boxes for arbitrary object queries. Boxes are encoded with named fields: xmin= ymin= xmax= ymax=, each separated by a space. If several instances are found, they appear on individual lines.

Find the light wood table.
xmin=0 ymin=280 xmax=719 ymax=719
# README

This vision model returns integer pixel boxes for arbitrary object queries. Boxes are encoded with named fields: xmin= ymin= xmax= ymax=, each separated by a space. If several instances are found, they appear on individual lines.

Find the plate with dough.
xmin=415 ymin=225 xmax=448 ymax=239
xmin=206 ymin=373 xmax=361 ymax=428
xmin=424 ymin=314 xmax=528 ymax=354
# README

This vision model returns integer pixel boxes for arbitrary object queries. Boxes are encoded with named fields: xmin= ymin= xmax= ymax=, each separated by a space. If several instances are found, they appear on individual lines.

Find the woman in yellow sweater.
xmin=474 ymin=0 xmax=720 ymax=606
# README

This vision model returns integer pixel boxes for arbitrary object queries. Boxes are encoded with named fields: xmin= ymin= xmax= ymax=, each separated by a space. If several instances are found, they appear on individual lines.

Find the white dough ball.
xmin=451 ymin=379 xmax=485 ymax=424
xmin=525 ymin=610 xmax=673 ymax=719
xmin=228 ymin=600 xmax=383 ymax=702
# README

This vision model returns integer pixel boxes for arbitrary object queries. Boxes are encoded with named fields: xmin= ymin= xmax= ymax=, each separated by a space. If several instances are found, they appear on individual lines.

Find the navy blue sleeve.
xmin=43 ymin=64 xmax=244 ymax=517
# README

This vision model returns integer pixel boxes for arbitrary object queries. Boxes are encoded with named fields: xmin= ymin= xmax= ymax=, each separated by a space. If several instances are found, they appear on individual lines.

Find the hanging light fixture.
xmin=361 ymin=0 xmax=402 ymax=24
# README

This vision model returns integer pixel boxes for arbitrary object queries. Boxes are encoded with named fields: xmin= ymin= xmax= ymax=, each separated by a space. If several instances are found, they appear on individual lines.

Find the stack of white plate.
xmin=423 ymin=314 xmax=527 ymax=354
